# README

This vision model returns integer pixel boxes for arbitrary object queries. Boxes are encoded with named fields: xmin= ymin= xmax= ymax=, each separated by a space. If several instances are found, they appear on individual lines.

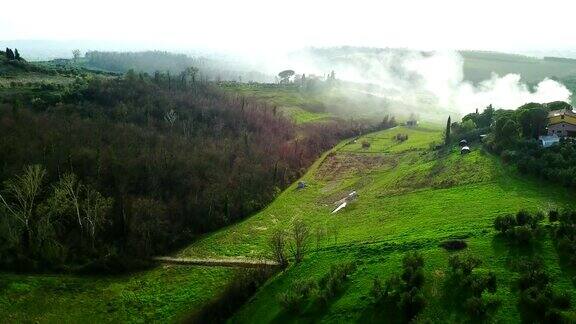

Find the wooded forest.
xmin=0 ymin=71 xmax=388 ymax=272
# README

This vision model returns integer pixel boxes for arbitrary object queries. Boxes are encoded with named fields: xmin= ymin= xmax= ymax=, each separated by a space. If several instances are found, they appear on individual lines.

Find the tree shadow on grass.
xmin=552 ymin=242 xmax=576 ymax=287
xmin=490 ymin=234 xmax=543 ymax=272
xmin=270 ymin=281 xmax=353 ymax=324
xmin=358 ymin=300 xmax=406 ymax=324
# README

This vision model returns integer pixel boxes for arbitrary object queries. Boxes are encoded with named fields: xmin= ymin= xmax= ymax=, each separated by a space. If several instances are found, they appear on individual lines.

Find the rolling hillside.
xmin=461 ymin=51 xmax=576 ymax=83
xmin=178 ymin=125 xmax=575 ymax=322
xmin=2 ymin=123 xmax=575 ymax=322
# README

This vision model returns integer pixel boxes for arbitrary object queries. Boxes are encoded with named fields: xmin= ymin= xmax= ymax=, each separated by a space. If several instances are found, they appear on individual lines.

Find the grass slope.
xmin=178 ymin=125 xmax=575 ymax=322
xmin=220 ymin=83 xmax=395 ymax=124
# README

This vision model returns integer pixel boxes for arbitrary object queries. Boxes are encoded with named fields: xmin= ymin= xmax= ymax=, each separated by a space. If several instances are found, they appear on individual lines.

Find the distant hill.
xmin=79 ymin=50 xmax=274 ymax=82
xmin=459 ymin=50 xmax=576 ymax=83
xmin=296 ymin=47 xmax=576 ymax=84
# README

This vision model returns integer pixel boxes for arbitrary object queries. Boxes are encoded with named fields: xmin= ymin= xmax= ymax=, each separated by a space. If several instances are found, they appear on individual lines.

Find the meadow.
xmin=219 ymin=82 xmax=395 ymax=124
xmin=0 ymin=266 xmax=235 ymax=323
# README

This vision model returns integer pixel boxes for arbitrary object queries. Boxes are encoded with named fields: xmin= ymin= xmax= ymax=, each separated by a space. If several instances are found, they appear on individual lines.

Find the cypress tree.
xmin=445 ymin=116 xmax=451 ymax=145
xmin=14 ymin=48 xmax=20 ymax=60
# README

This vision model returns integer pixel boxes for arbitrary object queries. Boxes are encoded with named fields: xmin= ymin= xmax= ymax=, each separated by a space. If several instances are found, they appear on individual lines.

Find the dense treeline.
xmin=0 ymin=73 xmax=384 ymax=271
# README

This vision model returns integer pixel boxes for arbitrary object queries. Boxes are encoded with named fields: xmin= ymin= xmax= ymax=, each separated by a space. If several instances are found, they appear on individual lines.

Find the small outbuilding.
xmin=539 ymin=134 xmax=560 ymax=148
xmin=461 ymin=146 xmax=471 ymax=154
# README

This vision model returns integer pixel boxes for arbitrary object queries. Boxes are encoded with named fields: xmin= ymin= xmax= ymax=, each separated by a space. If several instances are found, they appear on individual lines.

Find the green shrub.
xmin=279 ymin=262 xmax=356 ymax=314
xmin=278 ymin=278 xmax=317 ymax=313
xmin=399 ymin=287 xmax=425 ymax=320
xmin=494 ymin=211 xmax=543 ymax=245
xmin=372 ymin=252 xmax=426 ymax=322
xmin=464 ymin=296 xmax=501 ymax=319
xmin=318 ymin=262 xmax=356 ymax=304
xmin=516 ymin=258 xmax=571 ymax=323
xmin=549 ymin=210 xmax=559 ymax=222
xmin=278 ymin=290 xmax=304 ymax=313
xmin=516 ymin=210 xmax=532 ymax=226
xmin=448 ymin=254 xmax=482 ymax=276
xmin=494 ymin=214 xmax=516 ymax=233
xmin=445 ymin=254 xmax=501 ymax=321
xmin=552 ymin=210 xmax=576 ymax=266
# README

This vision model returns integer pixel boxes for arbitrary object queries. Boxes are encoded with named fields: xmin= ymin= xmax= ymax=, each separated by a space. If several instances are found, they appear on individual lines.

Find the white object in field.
xmin=332 ymin=201 xmax=347 ymax=214
xmin=331 ymin=191 xmax=358 ymax=213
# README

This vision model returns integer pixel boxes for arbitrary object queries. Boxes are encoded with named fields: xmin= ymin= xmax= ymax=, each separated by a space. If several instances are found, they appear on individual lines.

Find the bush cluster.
xmin=493 ymin=210 xmax=544 ymax=244
xmin=551 ymin=210 xmax=576 ymax=267
xmin=516 ymin=258 xmax=572 ymax=323
xmin=278 ymin=262 xmax=356 ymax=314
xmin=394 ymin=133 xmax=408 ymax=142
xmin=370 ymin=252 xmax=426 ymax=322
xmin=445 ymin=254 xmax=500 ymax=320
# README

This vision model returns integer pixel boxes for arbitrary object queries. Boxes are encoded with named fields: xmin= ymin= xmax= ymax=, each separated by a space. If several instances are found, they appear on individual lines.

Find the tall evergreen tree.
xmin=14 ymin=48 xmax=20 ymax=60
xmin=445 ymin=116 xmax=451 ymax=145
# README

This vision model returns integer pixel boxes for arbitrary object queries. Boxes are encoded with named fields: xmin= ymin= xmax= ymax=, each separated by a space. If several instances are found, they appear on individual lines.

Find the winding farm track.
xmin=152 ymin=256 xmax=280 ymax=268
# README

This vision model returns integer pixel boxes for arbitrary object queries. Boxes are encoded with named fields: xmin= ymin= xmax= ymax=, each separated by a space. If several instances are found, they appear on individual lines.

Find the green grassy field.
xmin=219 ymin=83 xmax=396 ymax=124
xmin=0 ymin=266 xmax=235 ymax=323
xmin=177 ymin=125 xmax=576 ymax=322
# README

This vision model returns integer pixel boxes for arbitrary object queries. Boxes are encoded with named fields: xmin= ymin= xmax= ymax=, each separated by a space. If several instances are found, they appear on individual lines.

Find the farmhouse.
xmin=547 ymin=108 xmax=576 ymax=137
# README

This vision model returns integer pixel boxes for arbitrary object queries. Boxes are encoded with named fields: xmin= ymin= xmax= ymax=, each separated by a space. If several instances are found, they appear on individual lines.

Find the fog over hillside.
xmin=255 ymin=48 xmax=572 ymax=115
xmin=2 ymin=0 xmax=575 ymax=116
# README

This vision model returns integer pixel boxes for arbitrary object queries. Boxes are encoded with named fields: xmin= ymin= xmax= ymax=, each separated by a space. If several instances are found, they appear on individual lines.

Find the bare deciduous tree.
xmin=164 ymin=109 xmax=178 ymax=128
xmin=72 ymin=49 xmax=81 ymax=61
xmin=0 ymin=165 xmax=46 ymax=244
xmin=83 ymin=187 xmax=113 ymax=248
xmin=290 ymin=218 xmax=310 ymax=263
xmin=53 ymin=173 xmax=83 ymax=231
xmin=269 ymin=228 xmax=287 ymax=267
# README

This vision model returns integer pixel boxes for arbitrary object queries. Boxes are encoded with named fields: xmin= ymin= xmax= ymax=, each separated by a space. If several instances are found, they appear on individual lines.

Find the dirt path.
xmin=152 ymin=256 xmax=280 ymax=268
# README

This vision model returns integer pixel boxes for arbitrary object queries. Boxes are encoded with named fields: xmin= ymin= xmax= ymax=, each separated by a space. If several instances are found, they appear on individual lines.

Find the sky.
xmin=1 ymin=0 xmax=575 ymax=53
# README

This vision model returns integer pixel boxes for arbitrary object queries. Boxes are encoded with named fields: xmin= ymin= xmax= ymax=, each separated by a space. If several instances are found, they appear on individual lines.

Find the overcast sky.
xmin=1 ymin=0 xmax=574 ymax=53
